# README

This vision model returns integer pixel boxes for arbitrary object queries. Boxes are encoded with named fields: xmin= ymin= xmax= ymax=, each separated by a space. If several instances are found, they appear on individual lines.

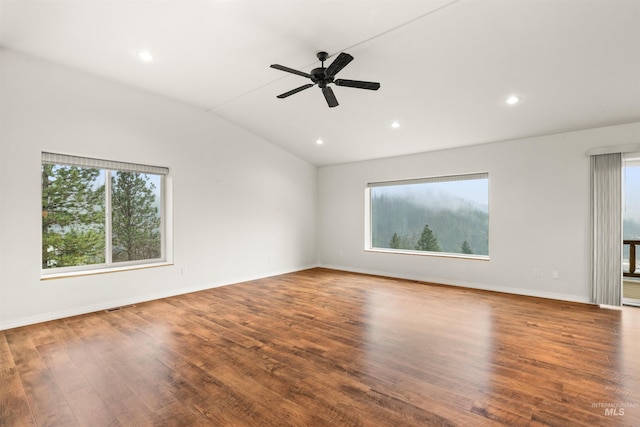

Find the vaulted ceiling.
xmin=2 ymin=0 xmax=639 ymax=166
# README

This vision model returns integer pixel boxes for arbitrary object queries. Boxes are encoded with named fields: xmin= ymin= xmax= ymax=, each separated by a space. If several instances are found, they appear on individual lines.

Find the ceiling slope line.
xmin=334 ymin=0 xmax=462 ymax=58
xmin=206 ymin=0 xmax=462 ymax=113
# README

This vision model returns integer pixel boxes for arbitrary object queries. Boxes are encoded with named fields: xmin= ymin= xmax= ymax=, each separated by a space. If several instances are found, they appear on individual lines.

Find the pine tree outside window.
xmin=41 ymin=152 xmax=169 ymax=275
xmin=365 ymin=173 xmax=489 ymax=258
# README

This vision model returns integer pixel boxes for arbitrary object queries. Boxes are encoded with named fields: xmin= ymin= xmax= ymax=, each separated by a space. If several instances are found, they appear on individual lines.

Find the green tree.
xmin=389 ymin=232 xmax=401 ymax=249
xmin=370 ymin=192 xmax=489 ymax=255
xmin=415 ymin=224 xmax=440 ymax=252
xmin=111 ymin=172 xmax=161 ymax=262
xmin=41 ymin=165 xmax=105 ymax=268
xmin=461 ymin=240 xmax=472 ymax=254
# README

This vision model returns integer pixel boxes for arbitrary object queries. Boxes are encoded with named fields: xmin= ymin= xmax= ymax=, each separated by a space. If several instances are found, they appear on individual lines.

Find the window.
xmin=366 ymin=173 xmax=489 ymax=258
xmin=41 ymin=152 xmax=169 ymax=275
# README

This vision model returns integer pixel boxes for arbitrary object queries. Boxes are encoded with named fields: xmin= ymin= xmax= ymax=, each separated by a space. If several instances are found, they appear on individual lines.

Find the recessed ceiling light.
xmin=137 ymin=50 xmax=153 ymax=62
xmin=391 ymin=121 xmax=400 ymax=129
xmin=315 ymin=139 xmax=324 ymax=145
xmin=505 ymin=95 xmax=521 ymax=105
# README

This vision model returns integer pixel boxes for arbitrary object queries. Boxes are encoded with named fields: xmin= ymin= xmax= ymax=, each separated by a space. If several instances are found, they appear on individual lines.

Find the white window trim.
xmin=41 ymin=262 xmax=173 ymax=280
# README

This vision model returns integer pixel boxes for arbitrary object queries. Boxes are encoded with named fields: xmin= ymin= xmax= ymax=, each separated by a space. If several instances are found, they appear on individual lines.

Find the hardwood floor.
xmin=2 ymin=268 xmax=640 ymax=426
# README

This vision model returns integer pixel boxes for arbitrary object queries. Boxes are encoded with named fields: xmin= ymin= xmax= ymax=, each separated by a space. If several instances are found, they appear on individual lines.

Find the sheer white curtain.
xmin=590 ymin=153 xmax=622 ymax=306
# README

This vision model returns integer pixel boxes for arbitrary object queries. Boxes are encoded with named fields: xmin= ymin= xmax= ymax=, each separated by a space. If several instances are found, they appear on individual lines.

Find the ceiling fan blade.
xmin=322 ymin=86 xmax=339 ymax=108
xmin=270 ymin=64 xmax=312 ymax=79
xmin=334 ymin=79 xmax=380 ymax=90
xmin=277 ymin=83 xmax=314 ymax=99
xmin=324 ymin=52 xmax=353 ymax=78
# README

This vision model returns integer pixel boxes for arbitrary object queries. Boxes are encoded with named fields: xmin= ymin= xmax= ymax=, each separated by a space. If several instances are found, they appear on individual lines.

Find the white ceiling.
xmin=2 ymin=0 xmax=640 ymax=166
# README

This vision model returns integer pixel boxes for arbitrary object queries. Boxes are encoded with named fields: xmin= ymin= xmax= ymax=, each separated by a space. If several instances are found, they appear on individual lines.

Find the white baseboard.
xmin=318 ymin=263 xmax=593 ymax=305
xmin=0 ymin=264 xmax=318 ymax=331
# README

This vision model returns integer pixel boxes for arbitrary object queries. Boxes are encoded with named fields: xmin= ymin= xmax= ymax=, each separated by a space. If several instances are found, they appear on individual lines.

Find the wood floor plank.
xmin=107 ymin=394 xmax=164 ymax=427
xmin=66 ymin=346 xmax=135 ymax=407
xmin=35 ymin=342 xmax=91 ymax=396
xmin=2 ymin=268 xmax=640 ymax=426
xmin=0 ymin=366 xmax=37 ymax=427
xmin=4 ymin=329 xmax=78 ymax=426
xmin=64 ymin=386 xmax=121 ymax=427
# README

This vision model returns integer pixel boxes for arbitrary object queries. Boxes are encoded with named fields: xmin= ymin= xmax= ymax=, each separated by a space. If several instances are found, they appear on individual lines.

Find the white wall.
xmin=0 ymin=49 xmax=317 ymax=330
xmin=318 ymin=122 xmax=640 ymax=303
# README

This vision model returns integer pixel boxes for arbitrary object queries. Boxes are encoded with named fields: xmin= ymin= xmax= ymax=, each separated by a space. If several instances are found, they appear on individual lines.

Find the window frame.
xmin=364 ymin=172 xmax=490 ymax=260
xmin=41 ymin=152 xmax=171 ymax=278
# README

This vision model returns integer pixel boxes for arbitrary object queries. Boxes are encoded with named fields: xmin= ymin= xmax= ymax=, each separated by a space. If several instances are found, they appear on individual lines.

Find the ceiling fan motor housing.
xmin=311 ymin=67 xmax=333 ymax=87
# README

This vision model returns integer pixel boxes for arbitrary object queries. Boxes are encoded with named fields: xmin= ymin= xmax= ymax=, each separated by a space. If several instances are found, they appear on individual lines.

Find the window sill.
xmin=41 ymin=262 xmax=173 ymax=280
xmin=365 ymin=248 xmax=489 ymax=261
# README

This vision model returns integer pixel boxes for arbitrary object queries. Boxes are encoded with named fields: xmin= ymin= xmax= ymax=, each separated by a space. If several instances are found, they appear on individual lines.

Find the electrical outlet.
xmin=533 ymin=268 xmax=540 ymax=278
xmin=552 ymin=270 xmax=559 ymax=279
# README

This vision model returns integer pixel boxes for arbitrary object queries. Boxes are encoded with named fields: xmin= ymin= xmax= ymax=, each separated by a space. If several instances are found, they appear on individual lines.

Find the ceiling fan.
xmin=270 ymin=51 xmax=381 ymax=108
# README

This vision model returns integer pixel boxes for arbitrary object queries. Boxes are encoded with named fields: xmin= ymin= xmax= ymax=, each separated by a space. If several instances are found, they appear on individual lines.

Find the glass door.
xmin=623 ymin=157 xmax=640 ymax=307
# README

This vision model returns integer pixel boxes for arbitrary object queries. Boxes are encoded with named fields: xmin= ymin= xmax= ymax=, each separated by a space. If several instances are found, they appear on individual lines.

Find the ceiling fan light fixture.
xmin=391 ymin=121 xmax=400 ymax=129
